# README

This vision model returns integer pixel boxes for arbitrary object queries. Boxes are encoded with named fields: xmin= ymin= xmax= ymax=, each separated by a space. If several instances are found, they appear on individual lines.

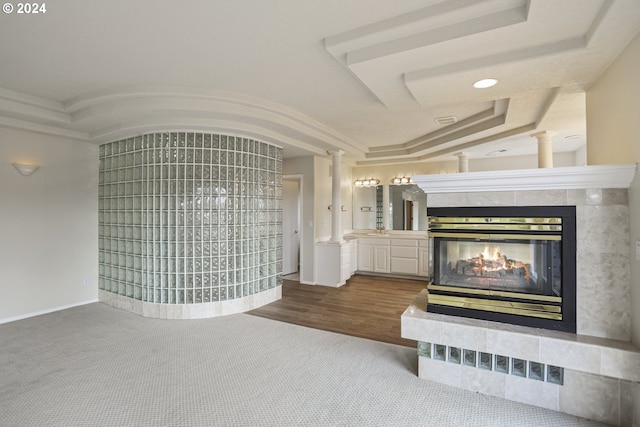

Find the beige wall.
xmin=314 ymin=156 xmax=332 ymax=241
xmin=0 ymin=128 xmax=98 ymax=322
xmin=284 ymin=155 xmax=353 ymax=284
xmin=586 ymin=31 xmax=640 ymax=346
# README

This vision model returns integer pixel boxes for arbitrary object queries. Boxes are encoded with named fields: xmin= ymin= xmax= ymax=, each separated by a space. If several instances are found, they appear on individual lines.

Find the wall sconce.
xmin=13 ymin=163 xmax=40 ymax=176
xmin=354 ymin=178 xmax=380 ymax=187
xmin=391 ymin=176 xmax=413 ymax=185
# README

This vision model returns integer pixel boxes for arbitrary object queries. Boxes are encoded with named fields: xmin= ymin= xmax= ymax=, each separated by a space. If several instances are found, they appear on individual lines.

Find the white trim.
xmin=0 ymin=299 xmax=99 ymax=325
xmin=99 ymin=289 xmax=280 ymax=319
xmin=283 ymin=174 xmax=304 ymax=284
xmin=412 ymin=164 xmax=637 ymax=193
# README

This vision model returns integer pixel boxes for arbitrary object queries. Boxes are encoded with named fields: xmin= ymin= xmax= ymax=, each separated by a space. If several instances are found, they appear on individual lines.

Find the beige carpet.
xmin=0 ymin=303 xmax=606 ymax=426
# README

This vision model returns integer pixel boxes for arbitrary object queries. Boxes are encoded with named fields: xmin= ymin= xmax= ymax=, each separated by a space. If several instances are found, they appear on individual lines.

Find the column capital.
xmin=327 ymin=149 xmax=345 ymax=157
xmin=530 ymin=130 xmax=557 ymax=139
xmin=456 ymin=152 xmax=470 ymax=173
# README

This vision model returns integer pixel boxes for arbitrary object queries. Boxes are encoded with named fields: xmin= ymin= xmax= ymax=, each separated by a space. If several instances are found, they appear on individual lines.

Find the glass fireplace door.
xmin=434 ymin=236 xmax=561 ymax=298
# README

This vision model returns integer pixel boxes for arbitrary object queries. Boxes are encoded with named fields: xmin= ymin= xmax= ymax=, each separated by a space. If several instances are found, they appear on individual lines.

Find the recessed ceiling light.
xmin=473 ymin=78 xmax=498 ymax=89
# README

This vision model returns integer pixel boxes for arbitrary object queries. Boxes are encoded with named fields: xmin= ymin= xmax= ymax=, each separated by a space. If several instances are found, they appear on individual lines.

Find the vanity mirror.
xmin=352 ymin=184 xmax=427 ymax=231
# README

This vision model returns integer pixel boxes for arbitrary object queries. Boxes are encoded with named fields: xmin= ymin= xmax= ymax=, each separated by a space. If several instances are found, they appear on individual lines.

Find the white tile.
xmin=439 ymin=321 xmax=487 ymax=352
xmin=485 ymin=329 xmax=539 ymax=361
xmin=620 ymin=381 xmax=634 ymax=427
xmin=559 ymin=370 xmax=620 ymax=426
xmin=601 ymin=347 xmax=640 ymax=382
xmin=576 ymin=249 xmax=631 ymax=340
xmin=466 ymin=191 xmax=516 ymax=206
xmin=539 ymin=338 xmax=601 ymax=374
xmin=418 ymin=356 xmax=461 ymax=388
xmin=505 ymin=374 xmax=559 ymax=411
xmin=460 ymin=365 xmax=505 ymax=399
xmin=515 ymin=190 xmax=567 ymax=206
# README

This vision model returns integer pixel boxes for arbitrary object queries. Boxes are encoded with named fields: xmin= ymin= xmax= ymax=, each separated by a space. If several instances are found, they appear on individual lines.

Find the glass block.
xmin=528 ymin=361 xmax=544 ymax=381
xmin=547 ymin=365 xmax=564 ymax=385
xmin=494 ymin=355 xmax=509 ymax=374
xmin=463 ymin=349 xmax=477 ymax=367
xmin=433 ymin=344 xmax=446 ymax=361
xmin=511 ymin=358 xmax=526 ymax=377
xmin=448 ymin=347 xmax=461 ymax=364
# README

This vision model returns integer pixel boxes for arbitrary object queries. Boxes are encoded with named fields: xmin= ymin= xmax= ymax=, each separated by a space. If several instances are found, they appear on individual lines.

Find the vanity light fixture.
xmin=391 ymin=176 xmax=413 ymax=185
xmin=473 ymin=78 xmax=498 ymax=89
xmin=354 ymin=178 xmax=380 ymax=187
xmin=12 ymin=163 xmax=40 ymax=176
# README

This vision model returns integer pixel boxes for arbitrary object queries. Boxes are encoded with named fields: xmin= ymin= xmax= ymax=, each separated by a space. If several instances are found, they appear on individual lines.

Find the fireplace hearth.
xmin=427 ymin=206 xmax=576 ymax=332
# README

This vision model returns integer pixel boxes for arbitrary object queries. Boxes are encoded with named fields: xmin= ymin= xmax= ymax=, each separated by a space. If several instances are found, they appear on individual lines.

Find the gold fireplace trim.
xmin=428 ymin=284 xmax=562 ymax=303
xmin=429 ymin=232 xmax=561 ymax=241
xmin=429 ymin=217 xmax=562 ymax=233
xmin=428 ymin=293 xmax=562 ymax=320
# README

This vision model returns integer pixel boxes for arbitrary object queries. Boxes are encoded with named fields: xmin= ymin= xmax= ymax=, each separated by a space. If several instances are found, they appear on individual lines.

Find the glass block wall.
xmin=98 ymin=132 xmax=283 ymax=307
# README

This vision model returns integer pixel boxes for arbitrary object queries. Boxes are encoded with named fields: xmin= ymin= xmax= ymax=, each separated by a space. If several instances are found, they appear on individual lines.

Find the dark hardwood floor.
xmin=247 ymin=274 xmax=427 ymax=348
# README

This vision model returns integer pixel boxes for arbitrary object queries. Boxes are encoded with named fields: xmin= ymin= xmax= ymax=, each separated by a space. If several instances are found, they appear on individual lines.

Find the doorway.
xmin=282 ymin=176 xmax=302 ymax=278
xmin=404 ymin=200 xmax=414 ymax=231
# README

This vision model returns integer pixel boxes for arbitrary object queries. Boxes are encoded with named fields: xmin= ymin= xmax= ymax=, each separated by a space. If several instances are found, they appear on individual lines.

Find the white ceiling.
xmin=1 ymin=0 xmax=639 ymax=164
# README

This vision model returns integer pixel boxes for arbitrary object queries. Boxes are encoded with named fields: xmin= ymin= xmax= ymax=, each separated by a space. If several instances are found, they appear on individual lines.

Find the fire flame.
xmin=477 ymin=245 xmax=508 ymax=272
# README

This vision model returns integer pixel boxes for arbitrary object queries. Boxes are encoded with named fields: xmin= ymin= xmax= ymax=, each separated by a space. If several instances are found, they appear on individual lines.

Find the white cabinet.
xmin=418 ymin=239 xmax=429 ymax=278
xmin=356 ymin=236 xmax=427 ymax=278
xmin=358 ymin=244 xmax=374 ymax=271
xmin=374 ymin=245 xmax=390 ymax=273
xmin=343 ymin=239 xmax=358 ymax=279
xmin=358 ymin=238 xmax=390 ymax=273
xmin=390 ymin=239 xmax=418 ymax=275
xmin=316 ymin=240 xmax=356 ymax=287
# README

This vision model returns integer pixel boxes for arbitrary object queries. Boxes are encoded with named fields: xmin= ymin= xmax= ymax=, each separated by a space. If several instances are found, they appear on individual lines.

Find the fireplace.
xmin=427 ymin=206 xmax=576 ymax=332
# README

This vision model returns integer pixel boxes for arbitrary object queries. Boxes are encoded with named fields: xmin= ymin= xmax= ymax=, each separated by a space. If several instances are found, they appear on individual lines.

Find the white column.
xmin=382 ymin=184 xmax=390 ymax=230
xmin=531 ymin=131 xmax=556 ymax=168
xmin=456 ymin=152 xmax=470 ymax=172
xmin=329 ymin=150 xmax=344 ymax=243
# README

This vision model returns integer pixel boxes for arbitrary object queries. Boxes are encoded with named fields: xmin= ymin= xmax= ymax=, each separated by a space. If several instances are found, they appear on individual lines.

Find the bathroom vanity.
xmin=350 ymin=233 xmax=429 ymax=279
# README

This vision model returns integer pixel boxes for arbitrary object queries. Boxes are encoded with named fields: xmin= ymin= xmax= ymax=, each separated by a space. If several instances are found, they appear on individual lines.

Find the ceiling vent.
xmin=434 ymin=116 xmax=457 ymax=125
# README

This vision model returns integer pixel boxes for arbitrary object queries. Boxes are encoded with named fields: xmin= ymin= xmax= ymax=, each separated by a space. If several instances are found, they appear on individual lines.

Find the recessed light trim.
xmin=473 ymin=78 xmax=498 ymax=89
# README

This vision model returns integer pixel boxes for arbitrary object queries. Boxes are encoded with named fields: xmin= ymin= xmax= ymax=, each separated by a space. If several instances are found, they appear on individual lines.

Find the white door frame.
xmin=283 ymin=174 xmax=303 ymax=280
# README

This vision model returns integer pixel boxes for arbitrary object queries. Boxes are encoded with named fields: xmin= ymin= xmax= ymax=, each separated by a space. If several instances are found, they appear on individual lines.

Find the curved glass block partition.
xmin=98 ymin=132 xmax=283 ymax=318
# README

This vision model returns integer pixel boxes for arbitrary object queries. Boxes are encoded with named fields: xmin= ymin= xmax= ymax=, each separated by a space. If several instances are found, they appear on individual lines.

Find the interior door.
xmin=404 ymin=200 xmax=414 ymax=230
xmin=282 ymin=179 xmax=300 ymax=275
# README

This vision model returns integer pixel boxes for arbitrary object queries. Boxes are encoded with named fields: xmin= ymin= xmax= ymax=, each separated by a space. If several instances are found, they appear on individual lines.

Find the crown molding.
xmin=0 ymin=86 xmax=365 ymax=156
xmin=412 ymin=164 xmax=637 ymax=193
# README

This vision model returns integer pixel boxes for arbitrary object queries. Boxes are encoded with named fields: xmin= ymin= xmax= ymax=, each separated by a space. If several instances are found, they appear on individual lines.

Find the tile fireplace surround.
xmin=403 ymin=164 xmax=639 ymax=426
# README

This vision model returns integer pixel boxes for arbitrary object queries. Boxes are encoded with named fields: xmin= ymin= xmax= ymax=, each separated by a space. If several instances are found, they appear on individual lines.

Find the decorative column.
xmin=531 ymin=131 xmax=556 ymax=168
xmin=456 ymin=152 xmax=470 ymax=172
xmin=329 ymin=150 xmax=344 ymax=243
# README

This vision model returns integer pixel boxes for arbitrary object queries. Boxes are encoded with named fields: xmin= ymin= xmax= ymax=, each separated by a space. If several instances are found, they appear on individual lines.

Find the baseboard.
xmin=0 ymin=299 xmax=99 ymax=325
